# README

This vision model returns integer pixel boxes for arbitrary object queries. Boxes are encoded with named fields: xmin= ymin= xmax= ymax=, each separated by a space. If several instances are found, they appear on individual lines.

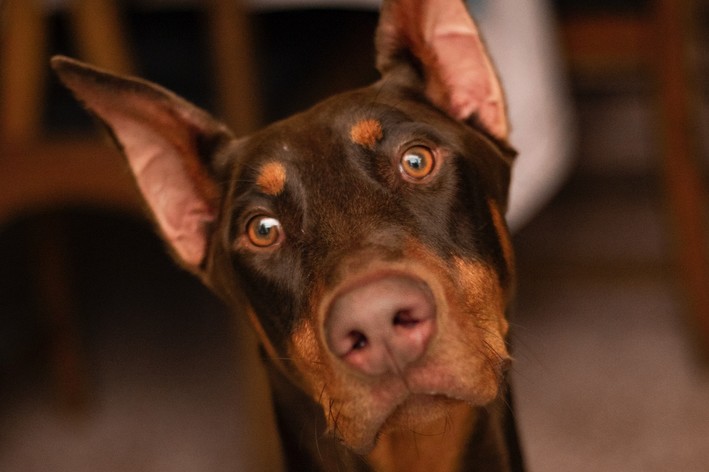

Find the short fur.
xmin=52 ymin=1 xmax=525 ymax=470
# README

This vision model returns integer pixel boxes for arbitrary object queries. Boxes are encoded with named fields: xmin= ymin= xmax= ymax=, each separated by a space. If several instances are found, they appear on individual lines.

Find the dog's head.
xmin=53 ymin=0 xmax=516 ymax=453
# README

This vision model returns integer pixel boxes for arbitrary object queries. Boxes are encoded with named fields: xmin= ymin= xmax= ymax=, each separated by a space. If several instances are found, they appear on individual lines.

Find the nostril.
xmin=393 ymin=309 xmax=420 ymax=328
xmin=348 ymin=331 xmax=369 ymax=352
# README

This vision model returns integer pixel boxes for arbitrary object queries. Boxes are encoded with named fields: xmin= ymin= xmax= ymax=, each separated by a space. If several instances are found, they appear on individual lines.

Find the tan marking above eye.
xmin=350 ymin=119 xmax=383 ymax=150
xmin=246 ymin=215 xmax=283 ymax=247
xmin=256 ymin=162 xmax=287 ymax=196
xmin=400 ymin=145 xmax=435 ymax=180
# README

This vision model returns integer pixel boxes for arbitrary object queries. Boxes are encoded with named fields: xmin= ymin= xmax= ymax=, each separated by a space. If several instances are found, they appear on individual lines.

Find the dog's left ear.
xmin=51 ymin=56 xmax=233 ymax=272
xmin=376 ymin=0 xmax=509 ymax=141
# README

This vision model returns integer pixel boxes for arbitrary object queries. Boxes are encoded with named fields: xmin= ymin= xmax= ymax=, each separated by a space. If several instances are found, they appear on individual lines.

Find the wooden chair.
xmin=560 ymin=0 xmax=709 ymax=357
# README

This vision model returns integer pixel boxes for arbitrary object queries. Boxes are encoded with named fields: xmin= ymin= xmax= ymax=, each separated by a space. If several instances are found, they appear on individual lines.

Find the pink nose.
xmin=325 ymin=275 xmax=436 ymax=376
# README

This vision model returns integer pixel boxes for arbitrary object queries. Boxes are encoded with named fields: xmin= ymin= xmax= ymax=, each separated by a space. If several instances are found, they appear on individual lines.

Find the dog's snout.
xmin=325 ymin=275 xmax=436 ymax=376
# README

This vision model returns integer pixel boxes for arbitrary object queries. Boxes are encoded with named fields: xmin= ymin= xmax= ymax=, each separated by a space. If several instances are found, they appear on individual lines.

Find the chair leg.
xmin=207 ymin=0 xmax=260 ymax=135
xmin=0 ymin=0 xmax=47 ymax=143
xmin=655 ymin=0 xmax=709 ymax=358
xmin=69 ymin=0 xmax=134 ymax=74
xmin=31 ymin=215 xmax=89 ymax=410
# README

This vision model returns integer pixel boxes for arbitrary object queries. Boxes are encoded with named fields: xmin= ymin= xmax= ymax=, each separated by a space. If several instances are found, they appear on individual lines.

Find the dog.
xmin=52 ymin=0 xmax=524 ymax=470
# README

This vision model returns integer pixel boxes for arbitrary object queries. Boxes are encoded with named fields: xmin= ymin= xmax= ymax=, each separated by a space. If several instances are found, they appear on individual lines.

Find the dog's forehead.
xmin=261 ymin=88 xmax=413 ymax=152
xmin=217 ymin=83 xmax=514 ymax=232
xmin=228 ymin=85 xmax=463 ymax=188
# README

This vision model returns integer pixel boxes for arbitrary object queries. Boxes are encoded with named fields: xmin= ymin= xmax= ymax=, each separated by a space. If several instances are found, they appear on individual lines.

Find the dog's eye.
xmin=400 ymin=145 xmax=435 ymax=180
xmin=246 ymin=215 xmax=283 ymax=248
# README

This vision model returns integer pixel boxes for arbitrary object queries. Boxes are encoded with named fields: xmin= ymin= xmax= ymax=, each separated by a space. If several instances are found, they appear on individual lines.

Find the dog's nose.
xmin=325 ymin=275 xmax=436 ymax=376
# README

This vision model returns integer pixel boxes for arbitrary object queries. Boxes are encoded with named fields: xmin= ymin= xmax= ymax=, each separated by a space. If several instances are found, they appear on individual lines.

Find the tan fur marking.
xmin=487 ymin=199 xmax=515 ymax=283
xmin=256 ymin=162 xmax=287 ymax=196
xmin=452 ymin=256 xmax=510 ymax=341
xmin=350 ymin=119 xmax=383 ymax=150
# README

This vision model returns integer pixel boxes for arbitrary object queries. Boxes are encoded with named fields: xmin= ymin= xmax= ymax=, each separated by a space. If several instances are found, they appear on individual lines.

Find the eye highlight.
xmin=400 ymin=145 xmax=435 ymax=181
xmin=246 ymin=215 xmax=283 ymax=248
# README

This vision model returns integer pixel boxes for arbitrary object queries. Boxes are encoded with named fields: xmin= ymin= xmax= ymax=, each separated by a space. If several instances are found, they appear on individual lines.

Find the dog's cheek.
xmin=451 ymin=257 xmax=510 ymax=370
xmin=402 ymin=242 xmax=508 ymax=397
xmin=244 ymin=305 xmax=282 ymax=362
xmin=288 ymin=307 xmax=392 ymax=450
xmin=287 ymin=319 xmax=358 ymax=440
xmin=487 ymin=198 xmax=515 ymax=287
xmin=226 ymin=247 xmax=308 ymax=350
xmin=287 ymin=305 xmax=338 ymax=398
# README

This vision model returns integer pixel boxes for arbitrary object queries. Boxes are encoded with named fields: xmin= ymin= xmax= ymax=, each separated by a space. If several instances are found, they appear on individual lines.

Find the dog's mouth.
xmin=380 ymin=393 xmax=466 ymax=432
xmin=315 ymin=322 xmax=509 ymax=453
xmin=326 ymin=357 xmax=506 ymax=453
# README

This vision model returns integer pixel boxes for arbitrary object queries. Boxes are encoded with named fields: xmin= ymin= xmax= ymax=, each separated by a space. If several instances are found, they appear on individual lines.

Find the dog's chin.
xmin=345 ymin=393 xmax=470 ymax=454
xmin=333 ymin=354 xmax=507 ymax=454
xmin=382 ymin=393 xmax=465 ymax=431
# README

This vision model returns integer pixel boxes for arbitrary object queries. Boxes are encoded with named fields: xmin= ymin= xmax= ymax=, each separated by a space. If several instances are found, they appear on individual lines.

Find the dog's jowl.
xmin=52 ymin=0 xmax=525 ymax=470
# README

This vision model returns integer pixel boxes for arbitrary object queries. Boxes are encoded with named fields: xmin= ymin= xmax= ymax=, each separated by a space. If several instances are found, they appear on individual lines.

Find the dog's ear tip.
xmin=50 ymin=56 xmax=103 ymax=83
xmin=50 ymin=55 xmax=78 ymax=73
xmin=50 ymin=54 xmax=69 ymax=64
xmin=50 ymin=56 xmax=90 ymax=86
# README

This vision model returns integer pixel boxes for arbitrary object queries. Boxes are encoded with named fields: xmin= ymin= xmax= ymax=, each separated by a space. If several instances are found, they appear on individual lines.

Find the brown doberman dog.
xmin=52 ymin=0 xmax=524 ymax=470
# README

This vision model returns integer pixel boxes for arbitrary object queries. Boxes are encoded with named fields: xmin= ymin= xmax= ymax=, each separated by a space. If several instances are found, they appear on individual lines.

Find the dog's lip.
xmin=388 ymin=392 xmax=465 ymax=419
xmin=330 ymin=348 xmax=508 ymax=453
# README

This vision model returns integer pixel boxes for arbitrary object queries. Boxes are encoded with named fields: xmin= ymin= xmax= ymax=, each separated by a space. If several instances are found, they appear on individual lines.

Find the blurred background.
xmin=1 ymin=0 xmax=709 ymax=470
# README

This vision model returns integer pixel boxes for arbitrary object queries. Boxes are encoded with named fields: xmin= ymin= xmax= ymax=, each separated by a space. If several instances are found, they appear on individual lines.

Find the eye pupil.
xmin=400 ymin=145 xmax=434 ymax=180
xmin=247 ymin=216 xmax=282 ymax=247
xmin=257 ymin=222 xmax=271 ymax=236
xmin=405 ymin=154 xmax=424 ymax=170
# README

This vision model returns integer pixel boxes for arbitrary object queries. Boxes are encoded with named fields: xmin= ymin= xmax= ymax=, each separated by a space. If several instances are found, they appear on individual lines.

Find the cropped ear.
xmin=376 ymin=0 xmax=509 ymax=141
xmin=51 ymin=56 xmax=233 ymax=271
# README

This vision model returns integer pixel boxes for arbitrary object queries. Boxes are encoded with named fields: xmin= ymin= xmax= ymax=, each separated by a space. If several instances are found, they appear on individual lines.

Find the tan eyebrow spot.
xmin=256 ymin=162 xmax=287 ymax=196
xmin=350 ymin=119 xmax=383 ymax=150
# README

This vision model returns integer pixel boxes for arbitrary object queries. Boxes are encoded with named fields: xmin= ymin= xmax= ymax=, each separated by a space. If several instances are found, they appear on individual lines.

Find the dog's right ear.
xmin=51 ymin=56 xmax=233 ymax=273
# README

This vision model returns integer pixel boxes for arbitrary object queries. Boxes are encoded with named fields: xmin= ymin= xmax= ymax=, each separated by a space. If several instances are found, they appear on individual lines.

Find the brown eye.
xmin=246 ymin=215 xmax=282 ymax=248
xmin=400 ymin=145 xmax=435 ymax=180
